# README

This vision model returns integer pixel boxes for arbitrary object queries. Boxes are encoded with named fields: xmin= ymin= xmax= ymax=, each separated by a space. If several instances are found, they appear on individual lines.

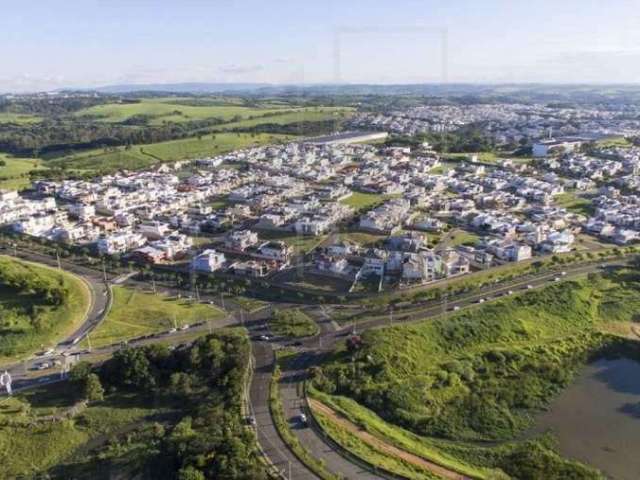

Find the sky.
xmin=2 ymin=0 xmax=640 ymax=92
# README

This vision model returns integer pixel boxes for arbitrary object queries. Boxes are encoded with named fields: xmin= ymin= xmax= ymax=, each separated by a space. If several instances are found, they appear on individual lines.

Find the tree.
xmin=84 ymin=373 xmax=104 ymax=402
xmin=69 ymin=361 xmax=92 ymax=383
xmin=177 ymin=466 xmax=205 ymax=480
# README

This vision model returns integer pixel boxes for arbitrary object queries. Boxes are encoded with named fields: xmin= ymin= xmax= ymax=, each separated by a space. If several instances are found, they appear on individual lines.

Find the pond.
xmin=532 ymin=357 xmax=640 ymax=480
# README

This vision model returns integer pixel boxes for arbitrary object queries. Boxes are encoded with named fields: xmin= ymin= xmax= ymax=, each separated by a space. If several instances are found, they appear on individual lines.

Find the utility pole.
xmin=288 ymin=460 xmax=292 ymax=480
xmin=86 ymin=333 xmax=92 ymax=353
xmin=151 ymin=274 xmax=157 ymax=295
xmin=389 ymin=307 xmax=393 ymax=326
xmin=56 ymin=249 xmax=61 ymax=270
xmin=220 ymin=293 xmax=225 ymax=310
xmin=102 ymin=259 xmax=107 ymax=284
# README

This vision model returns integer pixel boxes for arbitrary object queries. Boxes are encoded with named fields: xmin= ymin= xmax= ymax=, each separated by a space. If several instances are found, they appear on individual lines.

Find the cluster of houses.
xmin=1 ymin=124 xmax=639 ymax=291
xmin=349 ymin=103 xmax=640 ymax=146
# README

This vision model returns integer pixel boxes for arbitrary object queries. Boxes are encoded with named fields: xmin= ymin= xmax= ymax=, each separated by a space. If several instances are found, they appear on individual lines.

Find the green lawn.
xmin=47 ymin=133 xmax=291 ymax=174
xmin=84 ymin=286 xmax=225 ymax=348
xmin=445 ymin=230 xmax=481 ymax=247
xmin=270 ymin=308 xmax=318 ymax=337
xmin=339 ymin=191 xmax=387 ymax=212
xmin=555 ymin=192 xmax=594 ymax=216
xmin=0 ymin=256 xmax=91 ymax=364
xmin=0 ymin=154 xmax=44 ymax=191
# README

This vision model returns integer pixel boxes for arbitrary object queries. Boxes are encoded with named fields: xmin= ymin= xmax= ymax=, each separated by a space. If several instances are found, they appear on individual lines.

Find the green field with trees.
xmin=311 ymin=266 xmax=640 ymax=478
xmin=0 ymin=330 xmax=266 ymax=479
xmin=0 ymin=255 xmax=90 ymax=362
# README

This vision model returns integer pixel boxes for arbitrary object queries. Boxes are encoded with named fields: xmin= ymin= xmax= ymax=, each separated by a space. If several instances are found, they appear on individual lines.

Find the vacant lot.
xmin=340 ymin=191 xmax=387 ymax=212
xmin=85 ymin=286 xmax=225 ymax=347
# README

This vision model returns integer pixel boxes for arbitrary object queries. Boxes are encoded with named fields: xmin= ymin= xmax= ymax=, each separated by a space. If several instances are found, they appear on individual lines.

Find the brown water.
xmin=533 ymin=358 xmax=640 ymax=480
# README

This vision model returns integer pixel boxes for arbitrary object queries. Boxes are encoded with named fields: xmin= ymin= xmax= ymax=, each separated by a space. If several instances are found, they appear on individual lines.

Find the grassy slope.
xmin=74 ymin=99 xmax=290 ymax=124
xmin=85 ymin=286 xmax=225 ymax=348
xmin=313 ymin=270 xmax=640 ymax=476
xmin=0 ymin=154 xmax=44 ymax=190
xmin=555 ymin=192 xmax=594 ymax=216
xmin=0 ymin=255 xmax=91 ymax=363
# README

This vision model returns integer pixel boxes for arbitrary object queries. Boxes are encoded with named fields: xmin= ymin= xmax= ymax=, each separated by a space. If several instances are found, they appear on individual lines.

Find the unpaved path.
xmin=308 ymin=398 xmax=471 ymax=480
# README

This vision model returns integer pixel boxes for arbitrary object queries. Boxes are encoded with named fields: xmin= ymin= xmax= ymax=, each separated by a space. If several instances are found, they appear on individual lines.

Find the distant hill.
xmin=92 ymin=82 xmax=270 ymax=94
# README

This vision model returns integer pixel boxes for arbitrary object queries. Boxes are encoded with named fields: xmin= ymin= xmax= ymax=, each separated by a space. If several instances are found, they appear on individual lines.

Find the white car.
xmin=180 ymin=324 xmax=190 ymax=331
xmin=554 ymin=277 xmax=561 ymax=282
xmin=507 ymin=290 xmax=514 ymax=295
xmin=526 ymin=284 xmax=534 ymax=289
xmin=477 ymin=298 xmax=486 ymax=304
xmin=453 ymin=306 xmax=461 ymax=311
xmin=169 ymin=328 xmax=177 ymax=334
xmin=299 ymin=413 xmax=308 ymax=425
xmin=561 ymin=271 xmax=567 ymax=276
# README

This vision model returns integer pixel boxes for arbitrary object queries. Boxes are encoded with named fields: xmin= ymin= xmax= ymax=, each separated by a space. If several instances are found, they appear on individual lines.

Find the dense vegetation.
xmin=270 ymin=308 xmax=318 ymax=338
xmin=0 ymin=330 xmax=266 ymax=479
xmin=0 ymin=255 xmax=89 ymax=360
xmin=312 ymin=267 xmax=640 ymax=478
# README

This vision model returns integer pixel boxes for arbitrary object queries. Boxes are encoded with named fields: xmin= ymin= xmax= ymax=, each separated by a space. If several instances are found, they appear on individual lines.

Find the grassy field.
xmin=0 ymin=154 xmax=44 ymax=190
xmin=313 ymin=268 xmax=640 ymax=477
xmin=555 ymin=192 xmax=595 ymax=216
xmin=596 ymin=136 xmax=632 ymax=148
xmin=0 ymin=255 xmax=91 ymax=363
xmin=74 ymin=98 xmax=291 ymax=124
xmin=211 ymin=107 xmax=353 ymax=131
xmin=84 ymin=286 xmax=225 ymax=348
xmin=0 ymin=112 xmax=42 ymax=124
xmin=270 ymin=308 xmax=318 ymax=337
xmin=339 ymin=191 xmax=387 ymax=212
xmin=47 ymin=133 xmax=291 ymax=173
